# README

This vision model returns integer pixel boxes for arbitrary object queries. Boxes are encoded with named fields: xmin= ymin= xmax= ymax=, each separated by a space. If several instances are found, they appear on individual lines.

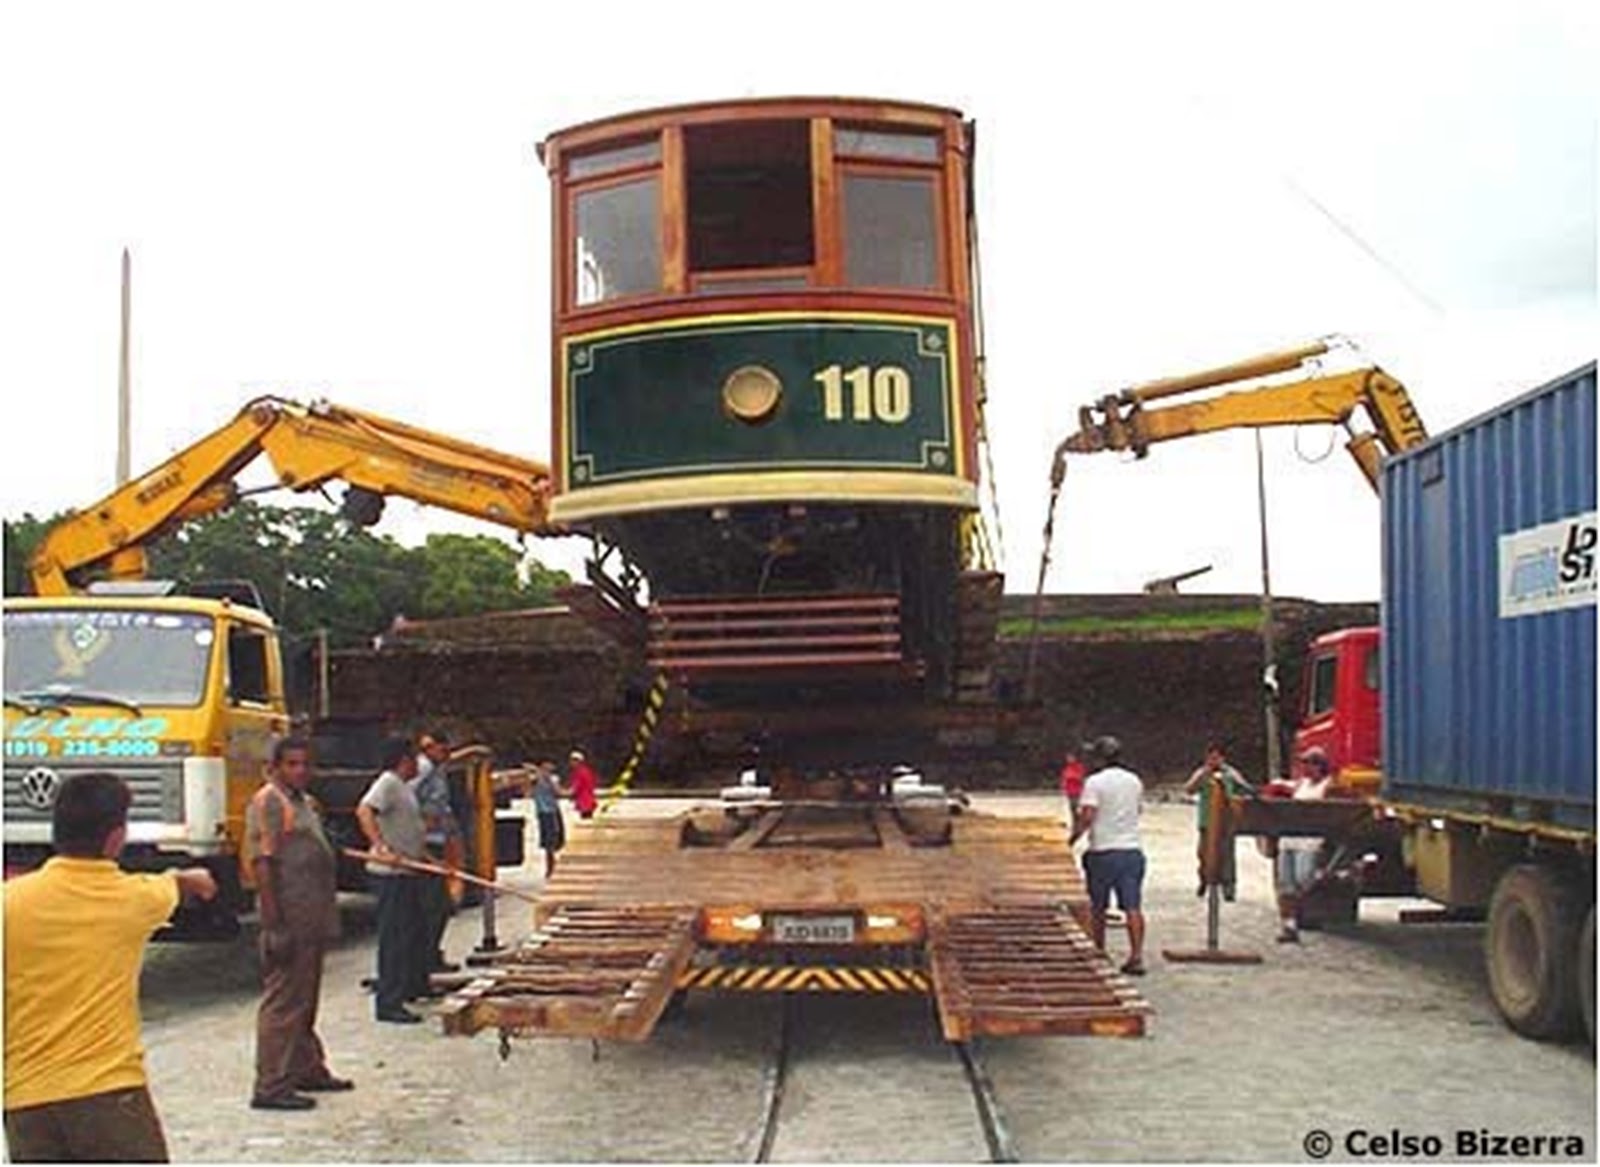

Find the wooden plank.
xmin=727 ymin=808 xmax=787 ymax=851
xmin=652 ymin=632 xmax=901 ymax=651
xmin=609 ymin=924 xmax=698 ymax=1041
xmin=652 ymin=594 xmax=898 ymax=615
xmin=650 ymin=613 xmax=900 ymax=633
xmin=647 ymin=651 xmax=903 ymax=670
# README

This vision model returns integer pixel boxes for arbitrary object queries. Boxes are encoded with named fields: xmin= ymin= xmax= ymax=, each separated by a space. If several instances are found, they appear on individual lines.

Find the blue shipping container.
xmin=1381 ymin=363 xmax=1597 ymax=831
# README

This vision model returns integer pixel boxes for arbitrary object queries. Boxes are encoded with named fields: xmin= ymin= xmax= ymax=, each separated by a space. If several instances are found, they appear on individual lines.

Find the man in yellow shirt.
xmin=4 ymin=771 xmax=217 ymax=1162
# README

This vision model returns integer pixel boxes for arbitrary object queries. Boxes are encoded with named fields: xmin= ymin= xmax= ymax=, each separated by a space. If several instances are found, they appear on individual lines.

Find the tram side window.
xmin=686 ymin=120 xmax=813 ymax=287
xmin=574 ymin=177 xmax=661 ymax=306
xmin=841 ymin=172 xmax=939 ymax=289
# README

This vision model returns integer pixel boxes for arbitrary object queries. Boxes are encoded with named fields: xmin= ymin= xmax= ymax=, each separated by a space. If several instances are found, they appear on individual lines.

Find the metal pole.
xmin=316 ymin=628 xmax=331 ymax=719
xmin=1256 ymin=432 xmax=1282 ymax=782
xmin=117 ymin=248 xmax=132 ymax=486
xmin=471 ymin=755 xmax=503 ymax=955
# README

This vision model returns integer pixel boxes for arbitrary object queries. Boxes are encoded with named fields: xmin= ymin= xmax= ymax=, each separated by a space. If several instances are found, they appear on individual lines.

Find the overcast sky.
xmin=1 ymin=2 xmax=1594 ymax=603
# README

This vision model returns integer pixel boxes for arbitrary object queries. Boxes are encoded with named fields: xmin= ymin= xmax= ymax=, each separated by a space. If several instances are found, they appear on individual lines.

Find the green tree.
xmin=412 ymin=533 xmax=568 ymax=619
xmin=145 ymin=501 xmax=425 ymax=647
xmin=3 ymin=512 xmax=70 ymax=596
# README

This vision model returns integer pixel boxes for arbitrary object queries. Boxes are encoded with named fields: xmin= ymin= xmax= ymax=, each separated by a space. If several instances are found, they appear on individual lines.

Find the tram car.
xmin=540 ymin=97 xmax=998 ymax=701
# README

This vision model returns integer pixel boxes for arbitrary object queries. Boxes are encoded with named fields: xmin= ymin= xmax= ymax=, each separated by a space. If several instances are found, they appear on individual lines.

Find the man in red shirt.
xmin=567 ymin=750 xmax=599 ymax=820
xmin=1059 ymin=748 xmax=1088 ymax=826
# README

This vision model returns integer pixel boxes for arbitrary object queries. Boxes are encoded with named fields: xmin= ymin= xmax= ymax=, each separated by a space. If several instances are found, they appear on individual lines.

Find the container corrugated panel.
xmin=1381 ymin=363 xmax=1596 ymax=831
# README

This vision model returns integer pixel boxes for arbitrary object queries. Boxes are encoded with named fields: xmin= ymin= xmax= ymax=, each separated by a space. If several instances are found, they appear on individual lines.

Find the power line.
xmin=1278 ymin=170 xmax=1446 ymax=316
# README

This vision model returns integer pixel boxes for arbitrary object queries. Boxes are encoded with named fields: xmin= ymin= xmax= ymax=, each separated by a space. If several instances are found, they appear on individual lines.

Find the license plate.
xmin=770 ymin=914 xmax=856 ymax=944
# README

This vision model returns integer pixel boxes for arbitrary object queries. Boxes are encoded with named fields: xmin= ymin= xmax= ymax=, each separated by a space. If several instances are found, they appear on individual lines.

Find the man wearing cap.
xmin=1069 ymin=735 xmax=1149 ymax=976
xmin=567 ymin=749 xmax=599 ymax=820
xmin=1275 ymin=747 xmax=1335 ymax=943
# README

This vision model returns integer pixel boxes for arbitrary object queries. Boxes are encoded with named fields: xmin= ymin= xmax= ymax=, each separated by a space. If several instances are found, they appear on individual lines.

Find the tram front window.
xmin=574 ymin=175 xmax=661 ymax=305
xmin=686 ymin=120 xmax=813 ymax=286
xmin=841 ymin=172 xmax=939 ymax=289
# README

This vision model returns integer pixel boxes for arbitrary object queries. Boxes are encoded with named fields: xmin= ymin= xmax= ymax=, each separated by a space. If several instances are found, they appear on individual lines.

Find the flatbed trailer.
xmin=438 ymin=799 xmax=1150 ymax=1044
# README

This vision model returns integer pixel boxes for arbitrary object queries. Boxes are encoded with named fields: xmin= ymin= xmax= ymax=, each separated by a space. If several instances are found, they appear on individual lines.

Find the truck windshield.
xmin=3 ymin=609 xmax=215 ymax=708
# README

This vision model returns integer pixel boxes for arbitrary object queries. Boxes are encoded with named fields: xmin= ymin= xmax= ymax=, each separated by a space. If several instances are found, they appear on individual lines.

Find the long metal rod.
xmin=340 ymin=847 xmax=540 ymax=904
xmin=1256 ymin=431 xmax=1282 ymax=782
xmin=116 ymin=248 xmax=132 ymax=486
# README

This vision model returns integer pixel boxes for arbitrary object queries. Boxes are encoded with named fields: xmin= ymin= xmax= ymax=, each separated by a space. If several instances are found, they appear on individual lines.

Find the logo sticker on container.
xmin=1499 ymin=510 xmax=1598 ymax=618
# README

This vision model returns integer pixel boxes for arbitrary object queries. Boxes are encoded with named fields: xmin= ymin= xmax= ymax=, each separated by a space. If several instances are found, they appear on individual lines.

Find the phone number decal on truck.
xmin=3 ymin=738 xmax=163 ymax=759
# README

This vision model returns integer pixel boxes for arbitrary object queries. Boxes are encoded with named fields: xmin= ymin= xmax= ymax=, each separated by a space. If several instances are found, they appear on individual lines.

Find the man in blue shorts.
xmin=1069 ymin=735 xmax=1148 ymax=976
xmin=529 ymin=760 xmax=566 ymax=880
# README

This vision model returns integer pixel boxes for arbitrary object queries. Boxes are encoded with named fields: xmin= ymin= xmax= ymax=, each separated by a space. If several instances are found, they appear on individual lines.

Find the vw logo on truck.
xmin=19 ymin=767 xmax=61 ymax=811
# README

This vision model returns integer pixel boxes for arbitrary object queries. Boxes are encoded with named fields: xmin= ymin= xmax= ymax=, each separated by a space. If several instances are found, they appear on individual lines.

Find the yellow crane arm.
xmin=29 ymin=397 xmax=552 ymax=596
xmin=1057 ymin=341 xmax=1430 ymax=492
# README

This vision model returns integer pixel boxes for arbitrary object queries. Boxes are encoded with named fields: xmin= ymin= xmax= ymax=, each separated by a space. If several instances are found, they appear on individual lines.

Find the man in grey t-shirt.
xmin=356 ymin=739 xmax=428 ymax=1023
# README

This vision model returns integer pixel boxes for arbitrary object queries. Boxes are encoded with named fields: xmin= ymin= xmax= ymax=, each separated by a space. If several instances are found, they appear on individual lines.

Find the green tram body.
xmin=540 ymin=98 xmax=985 ymax=700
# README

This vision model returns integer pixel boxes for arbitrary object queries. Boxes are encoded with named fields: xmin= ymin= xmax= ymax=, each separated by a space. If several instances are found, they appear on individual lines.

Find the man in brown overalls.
xmin=246 ymin=736 xmax=352 ymax=1110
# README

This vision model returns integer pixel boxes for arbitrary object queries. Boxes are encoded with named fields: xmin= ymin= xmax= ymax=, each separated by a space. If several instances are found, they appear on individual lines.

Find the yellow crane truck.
xmin=3 ymin=396 xmax=551 ymax=934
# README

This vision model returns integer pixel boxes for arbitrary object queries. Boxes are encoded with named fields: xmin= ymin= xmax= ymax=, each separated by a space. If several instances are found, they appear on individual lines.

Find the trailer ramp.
xmin=438 ymin=906 xmax=696 ymax=1042
xmin=928 ymin=906 xmax=1150 ymax=1039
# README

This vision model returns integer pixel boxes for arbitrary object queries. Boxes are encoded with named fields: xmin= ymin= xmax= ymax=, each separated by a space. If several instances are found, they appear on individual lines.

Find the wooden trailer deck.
xmin=438 ymin=803 xmax=1151 ymax=1043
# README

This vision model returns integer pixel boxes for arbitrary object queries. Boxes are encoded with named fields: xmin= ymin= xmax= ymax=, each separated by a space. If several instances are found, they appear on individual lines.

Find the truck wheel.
xmin=1485 ymin=865 xmax=1584 ymax=1040
xmin=1579 ymin=906 xmax=1595 ymax=1050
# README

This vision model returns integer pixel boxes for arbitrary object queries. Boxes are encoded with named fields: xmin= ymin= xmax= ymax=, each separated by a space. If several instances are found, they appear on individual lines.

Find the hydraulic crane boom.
xmin=1022 ymin=340 xmax=1431 ymax=698
xmin=1055 ymin=339 xmax=1430 ymax=492
xmin=29 ymin=396 xmax=553 ymax=596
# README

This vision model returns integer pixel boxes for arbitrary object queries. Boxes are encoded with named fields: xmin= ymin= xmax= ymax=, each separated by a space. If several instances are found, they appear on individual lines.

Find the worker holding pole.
xmin=356 ymin=739 xmax=430 ymax=1024
xmin=1182 ymin=740 xmax=1254 ymax=902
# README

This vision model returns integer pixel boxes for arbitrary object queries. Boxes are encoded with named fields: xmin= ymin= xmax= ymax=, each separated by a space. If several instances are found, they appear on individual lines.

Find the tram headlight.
xmin=722 ymin=365 xmax=783 ymax=423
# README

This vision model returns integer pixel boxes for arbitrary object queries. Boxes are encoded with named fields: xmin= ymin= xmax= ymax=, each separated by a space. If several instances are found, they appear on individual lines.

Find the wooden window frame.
xmin=688 ymin=265 xmax=814 ymax=295
xmin=555 ymin=112 xmax=960 ymax=315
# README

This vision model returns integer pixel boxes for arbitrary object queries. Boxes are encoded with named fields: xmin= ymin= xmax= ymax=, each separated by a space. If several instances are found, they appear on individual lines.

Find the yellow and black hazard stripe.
xmin=676 ymin=966 xmax=931 ymax=994
xmin=598 ymin=672 xmax=670 ymax=815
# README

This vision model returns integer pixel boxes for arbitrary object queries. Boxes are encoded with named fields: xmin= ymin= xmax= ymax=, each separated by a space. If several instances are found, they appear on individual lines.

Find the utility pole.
xmin=1256 ymin=431 xmax=1282 ymax=781
xmin=117 ymin=248 xmax=132 ymax=486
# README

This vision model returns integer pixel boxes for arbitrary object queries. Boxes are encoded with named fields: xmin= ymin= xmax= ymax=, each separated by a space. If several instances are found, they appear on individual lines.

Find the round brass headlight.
xmin=721 ymin=365 xmax=783 ymax=424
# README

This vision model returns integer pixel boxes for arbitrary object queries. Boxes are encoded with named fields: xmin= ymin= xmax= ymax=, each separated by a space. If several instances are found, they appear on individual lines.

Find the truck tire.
xmin=1485 ymin=865 xmax=1584 ymax=1040
xmin=1579 ymin=906 xmax=1595 ymax=1050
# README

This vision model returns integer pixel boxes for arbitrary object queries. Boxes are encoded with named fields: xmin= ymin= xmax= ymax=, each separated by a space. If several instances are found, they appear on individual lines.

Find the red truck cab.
xmin=1290 ymin=626 xmax=1382 ymax=795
